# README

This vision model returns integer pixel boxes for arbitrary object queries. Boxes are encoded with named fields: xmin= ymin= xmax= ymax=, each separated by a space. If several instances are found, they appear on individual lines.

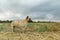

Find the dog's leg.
xmin=13 ymin=26 xmax=15 ymax=32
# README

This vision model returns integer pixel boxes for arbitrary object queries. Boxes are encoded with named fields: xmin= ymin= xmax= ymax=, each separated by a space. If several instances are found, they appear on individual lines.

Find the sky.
xmin=0 ymin=0 xmax=60 ymax=21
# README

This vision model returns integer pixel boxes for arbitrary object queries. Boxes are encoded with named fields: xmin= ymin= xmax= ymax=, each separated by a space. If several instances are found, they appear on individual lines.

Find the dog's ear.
xmin=25 ymin=16 xmax=29 ymax=20
xmin=25 ymin=16 xmax=30 ymax=21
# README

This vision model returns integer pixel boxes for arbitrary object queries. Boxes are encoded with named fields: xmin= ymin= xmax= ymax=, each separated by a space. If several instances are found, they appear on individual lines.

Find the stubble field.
xmin=0 ymin=22 xmax=60 ymax=40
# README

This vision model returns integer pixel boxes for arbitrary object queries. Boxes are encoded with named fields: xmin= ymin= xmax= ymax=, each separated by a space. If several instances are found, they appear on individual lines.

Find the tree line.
xmin=0 ymin=20 xmax=12 ymax=23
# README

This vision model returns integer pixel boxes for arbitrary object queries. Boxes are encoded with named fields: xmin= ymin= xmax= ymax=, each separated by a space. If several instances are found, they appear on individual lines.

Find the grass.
xmin=0 ymin=22 xmax=60 ymax=32
xmin=0 ymin=32 xmax=60 ymax=40
xmin=0 ymin=22 xmax=60 ymax=40
xmin=27 ymin=22 xmax=60 ymax=32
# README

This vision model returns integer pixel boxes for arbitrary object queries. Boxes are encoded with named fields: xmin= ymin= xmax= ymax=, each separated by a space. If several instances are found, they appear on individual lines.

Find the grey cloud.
xmin=28 ymin=0 xmax=60 ymax=20
xmin=0 ymin=0 xmax=60 ymax=20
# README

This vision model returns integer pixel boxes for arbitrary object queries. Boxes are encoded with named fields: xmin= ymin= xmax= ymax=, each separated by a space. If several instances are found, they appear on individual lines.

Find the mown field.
xmin=0 ymin=22 xmax=60 ymax=40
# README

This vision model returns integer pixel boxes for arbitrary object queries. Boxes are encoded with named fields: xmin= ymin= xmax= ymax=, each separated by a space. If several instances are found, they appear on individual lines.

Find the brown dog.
xmin=11 ymin=16 xmax=30 ymax=32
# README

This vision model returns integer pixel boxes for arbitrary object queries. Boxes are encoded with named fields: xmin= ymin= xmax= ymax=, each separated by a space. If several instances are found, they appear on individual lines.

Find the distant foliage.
xmin=0 ymin=20 xmax=12 ymax=23
xmin=31 ymin=21 xmax=55 ymax=23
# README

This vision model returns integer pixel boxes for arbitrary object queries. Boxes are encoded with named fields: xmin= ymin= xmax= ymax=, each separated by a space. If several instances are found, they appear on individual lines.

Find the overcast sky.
xmin=0 ymin=0 xmax=60 ymax=20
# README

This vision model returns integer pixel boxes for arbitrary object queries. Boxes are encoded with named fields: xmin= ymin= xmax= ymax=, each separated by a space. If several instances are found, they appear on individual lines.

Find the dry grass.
xmin=0 ymin=32 xmax=60 ymax=40
xmin=0 ymin=22 xmax=60 ymax=40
